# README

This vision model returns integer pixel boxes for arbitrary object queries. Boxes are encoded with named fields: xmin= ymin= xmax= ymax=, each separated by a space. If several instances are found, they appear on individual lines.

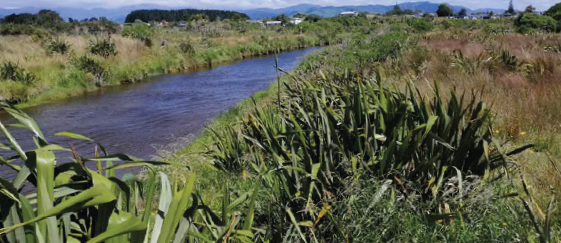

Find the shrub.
xmin=515 ymin=13 xmax=557 ymax=34
xmin=484 ymin=23 xmax=510 ymax=35
xmin=208 ymin=72 xmax=526 ymax=241
xmin=0 ymin=62 xmax=36 ymax=84
xmin=71 ymin=55 xmax=107 ymax=86
xmin=390 ymin=23 xmax=410 ymax=32
xmin=363 ymin=32 xmax=409 ymax=62
xmin=411 ymin=18 xmax=434 ymax=32
xmin=45 ymin=37 xmax=71 ymax=55
xmin=88 ymin=38 xmax=118 ymax=58
xmin=178 ymin=40 xmax=196 ymax=54
xmin=545 ymin=2 xmax=561 ymax=21
xmin=122 ymin=23 xmax=153 ymax=47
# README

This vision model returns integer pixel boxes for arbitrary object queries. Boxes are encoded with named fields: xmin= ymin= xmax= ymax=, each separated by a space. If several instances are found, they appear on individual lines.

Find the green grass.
xmin=1 ymin=21 xmax=346 ymax=108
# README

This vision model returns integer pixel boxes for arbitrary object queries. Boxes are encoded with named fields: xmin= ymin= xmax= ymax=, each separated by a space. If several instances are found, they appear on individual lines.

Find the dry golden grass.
xmin=386 ymin=32 xmax=561 ymax=202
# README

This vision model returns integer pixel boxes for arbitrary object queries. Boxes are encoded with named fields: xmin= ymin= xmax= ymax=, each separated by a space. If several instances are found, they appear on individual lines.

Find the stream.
xmin=0 ymin=47 xmax=323 ymax=182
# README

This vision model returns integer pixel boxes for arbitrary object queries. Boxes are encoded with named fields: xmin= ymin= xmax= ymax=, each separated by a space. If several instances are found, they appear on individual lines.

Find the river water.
xmin=0 ymin=47 xmax=323 ymax=181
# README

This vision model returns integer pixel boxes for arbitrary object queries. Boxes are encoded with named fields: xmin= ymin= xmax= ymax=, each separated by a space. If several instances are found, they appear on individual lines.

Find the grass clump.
xmin=0 ymin=62 xmax=36 ymax=84
xmin=70 ymin=55 xmax=107 ymax=86
xmin=179 ymin=40 xmax=196 ymax=55
xmin=45 ymin=37 xmax=71 ymax=55
xmin=87 ymin=38 xmax=117 ymax=57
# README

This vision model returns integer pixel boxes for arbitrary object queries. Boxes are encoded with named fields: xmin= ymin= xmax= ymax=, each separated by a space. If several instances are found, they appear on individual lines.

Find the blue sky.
xmin=1 ymin=0 xmax=557 ymax=11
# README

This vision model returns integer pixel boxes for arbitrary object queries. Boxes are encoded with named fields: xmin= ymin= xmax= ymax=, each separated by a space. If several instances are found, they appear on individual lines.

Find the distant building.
xmin=290 ymin=18 xmax=304 ymax=25
xmin=265 ymin=21 xmax=283 ymax=26
xmin=449 ymin=15 xmax=469 ymax=20
xmin=248 ymin=19 xmax=266 ymax=27
xmin=340 ymin=11 xmax=359 ymax=17
xmin=470 ymin=13 xmax=487 ymax=19
xmin=157 ymin=20 xmax=169 ymax=27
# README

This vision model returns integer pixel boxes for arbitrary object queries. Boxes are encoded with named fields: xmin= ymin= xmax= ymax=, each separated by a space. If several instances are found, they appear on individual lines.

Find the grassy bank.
xmin=0 ymin=21 xmax=346 ymax=107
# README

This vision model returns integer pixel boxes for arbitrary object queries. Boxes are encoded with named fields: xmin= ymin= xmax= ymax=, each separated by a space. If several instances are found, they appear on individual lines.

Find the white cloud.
xmin=2 ymin=0 xmax=558 ymax=11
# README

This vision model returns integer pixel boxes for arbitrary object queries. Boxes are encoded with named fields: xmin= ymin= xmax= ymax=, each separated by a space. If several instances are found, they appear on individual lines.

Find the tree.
xmin=293 ymin=13 xmax=307 ymax=18
xmin=525 ymin=5 xmax=536 ymax=14
xmin=189 ymin=14 xmax=209 ymax=22
xmin=124 ymin=9 xmax=248 ymax=23
xmin=275 ymin=14 xmax=289 ymax=24
xmin=230 ymin=13 xmax=244 ymax=21
xmin=422 ymin=12 xmax=435 ymax=18
xmin=515 ymin=13 xmax=557 ymax=33
xmin=304 ymin=14 xmax=321 ymax=22
xmin=506 ymin=0 xmax=515 ymax=14
xmin=403 ymin=9 xmax=414 ymax=15
xmin=545 ymin=2 xmax=561 ymax=21
xmin=436 ymin=4 xmax=453 ymax=17
xmin=37 ymin=9 xmax=63 ymax=24
xmin=386 ymin=4 xmax=403 ymax=16
xmin=459 ymin=8 xmax=467 ymax=16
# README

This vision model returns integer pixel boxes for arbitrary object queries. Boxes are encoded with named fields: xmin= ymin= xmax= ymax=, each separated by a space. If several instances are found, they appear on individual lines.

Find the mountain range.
xmin=0 ymin=2 xmax=507 ymax=22
xmin=242 ymin=3 xmax=506 ymax=19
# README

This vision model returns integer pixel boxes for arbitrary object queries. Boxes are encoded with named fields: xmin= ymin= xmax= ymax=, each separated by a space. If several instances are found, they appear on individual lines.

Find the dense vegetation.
xmin=124 ymin=9 xmax=249 ymax=23
xmin=2 ymin=3 xmax=561 ymax=242
xmin=0 ymin=11 xmax=349 ymax=104
xmin=0 ymin=11 xmax=120 ymax=36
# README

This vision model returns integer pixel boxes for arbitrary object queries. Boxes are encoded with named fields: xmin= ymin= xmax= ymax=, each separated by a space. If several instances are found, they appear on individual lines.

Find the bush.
xmin=71 ymin=55 xmax=107 ymax=86
xmin=178 ymin=40 xmax=196 ymax=54
xmin=364 ymin=32 xmax=409 ymax=62
xmin=0 ymin=62 xmax=36 ymax=84
xmin=515 ymin=13 xmax=557 ymax=34
xmin=88 ymin=38 xmax=117 ymax=58
xmin=484 ymin=23 xmax=510 ymax=35
xmin=390 ymin=23 xmax=410 ymax=32
xmin=0 ymin=23 xmax=46 ymax=36
xmin=45 ymin=37 xmax=71 ymax=55
xmin=545 ymin=2 xmax=561 ymax=21
xmin=122 ymin=23 xmax=153 ymax=46
xmin=411 ymin=18 xmax=434 ymax=32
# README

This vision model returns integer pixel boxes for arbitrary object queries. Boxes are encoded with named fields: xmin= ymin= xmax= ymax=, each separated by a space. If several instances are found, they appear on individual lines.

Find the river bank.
xmin=4 ymin=32 xmax=340 ymax=109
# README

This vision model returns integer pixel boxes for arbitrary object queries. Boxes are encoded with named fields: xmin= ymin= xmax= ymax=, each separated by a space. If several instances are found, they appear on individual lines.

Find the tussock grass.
xmin=376 ymin=29 xmax=561 ymax=211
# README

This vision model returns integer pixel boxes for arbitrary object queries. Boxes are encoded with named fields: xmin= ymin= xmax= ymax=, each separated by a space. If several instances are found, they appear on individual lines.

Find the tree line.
xmin=124 ymin=9 xmax=249 ymax=23
xmin=0 ymin=10 xmax=121 ymax=36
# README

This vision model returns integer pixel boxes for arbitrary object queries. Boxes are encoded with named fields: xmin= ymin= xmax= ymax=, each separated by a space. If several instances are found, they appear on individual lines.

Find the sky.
xmin=0 ymin=0 xmax=557 ymax=11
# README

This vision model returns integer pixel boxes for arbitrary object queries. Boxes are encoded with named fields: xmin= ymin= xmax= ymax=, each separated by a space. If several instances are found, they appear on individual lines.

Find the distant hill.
xmin=0 ymin=2 xmax=508 ymax=22
xmin=241 ymin=2 xmax=507 ymax=19
xmin=241 ymin=4 xmax=323 ymax=19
